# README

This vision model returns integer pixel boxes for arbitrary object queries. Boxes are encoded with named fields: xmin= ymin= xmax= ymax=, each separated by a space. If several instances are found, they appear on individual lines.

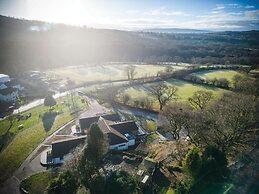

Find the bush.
xmin=47 ymin=171 xmax=78 ymax=194
xmin=183 ymin=147 xmax=201 ymax=178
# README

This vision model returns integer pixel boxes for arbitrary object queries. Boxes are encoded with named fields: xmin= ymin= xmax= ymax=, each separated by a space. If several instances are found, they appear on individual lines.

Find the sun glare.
xmin=26 ymin=0 xmax=99 ymax=26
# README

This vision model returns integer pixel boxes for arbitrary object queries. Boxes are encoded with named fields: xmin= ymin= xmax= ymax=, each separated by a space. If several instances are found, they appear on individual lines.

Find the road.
xmin=13 ymin=91 xmax=69 ymax=114
xmin=0 ymin=96 xmax=110 ymax=194
xmin=0 ymin=95 xmax=160 ymax=194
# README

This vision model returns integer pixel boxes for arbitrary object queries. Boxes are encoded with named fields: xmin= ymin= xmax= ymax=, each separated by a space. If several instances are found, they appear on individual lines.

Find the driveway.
xmin=0 ymin=96 xmax=110 ymax=194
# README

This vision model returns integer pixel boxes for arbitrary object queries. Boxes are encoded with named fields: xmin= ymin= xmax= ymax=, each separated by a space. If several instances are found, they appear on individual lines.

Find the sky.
xmin=0 ymin=0 xmax=259 ymax=31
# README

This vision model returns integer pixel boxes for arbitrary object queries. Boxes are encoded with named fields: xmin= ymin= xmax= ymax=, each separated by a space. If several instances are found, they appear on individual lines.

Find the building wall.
xmin=128 ymin=139 xmax=135 ymax=146
xmin=109 ymin=139 xmax=135 ymax=150
xmin=110 ymin=143 xmax=129 ymax=150
xmin=0 ymin=91 xmax=18 ymax=102
xmin=53 ymin=157 xmax=64 ymax=164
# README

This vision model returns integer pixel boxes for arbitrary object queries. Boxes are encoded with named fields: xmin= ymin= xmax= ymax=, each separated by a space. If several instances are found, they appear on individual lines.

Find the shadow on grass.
xmin=0 ymin=131 xmax=14 ymax=152
xmin=42 ymin=111 xmax=59 ymax=132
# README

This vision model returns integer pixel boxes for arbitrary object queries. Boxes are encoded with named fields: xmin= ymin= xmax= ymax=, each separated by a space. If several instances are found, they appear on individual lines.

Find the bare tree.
xmin=125 ymin=65 xmax=137 ymax=81
xmin=66 ymin=79 xmax=76 ymax=108
xmin=160 ymin=102 xmax=192 ymax=140
xmin=189 ymin=93 xmax=257 ymax=152
xmin=188 ymin=90 xmax=213 ymax=110
xmin=149 ymin=83 xmax=177 ymax=110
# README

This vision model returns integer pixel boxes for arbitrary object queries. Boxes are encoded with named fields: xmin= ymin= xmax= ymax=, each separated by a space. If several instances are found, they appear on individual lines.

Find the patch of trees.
xmin=185 ymin=74 xmax=230 ymax=89
xmin=161 ymin=91 xmax=258 ymax=152
xmin=121 ymin=93 xmax=154 ymax=110
xmin=1 ymin=15 xmax=259 ymax=75
xmin=176 ymin=146 xmax=229 ymax=194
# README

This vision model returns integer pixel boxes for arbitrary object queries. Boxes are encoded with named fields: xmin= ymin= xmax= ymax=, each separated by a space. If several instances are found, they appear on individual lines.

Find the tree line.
xmin=1 ymin=15 xmax=259 ymax=75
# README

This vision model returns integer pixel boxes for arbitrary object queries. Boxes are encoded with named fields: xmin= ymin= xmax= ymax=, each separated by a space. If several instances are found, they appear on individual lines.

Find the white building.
xmin=79 ymin=113 xmax=139 ymax=151
xmin=0 ymin=74 xmax=23 ymax=102
xmin=0 ymin=74 xmax=10 ymax=83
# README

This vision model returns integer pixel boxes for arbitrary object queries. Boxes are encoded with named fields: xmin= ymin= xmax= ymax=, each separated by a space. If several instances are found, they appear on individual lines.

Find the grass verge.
xmin=20 ymin=171 xmax=52 ymax=194
xmin=0 ymin=96 xmax=87 ymax=182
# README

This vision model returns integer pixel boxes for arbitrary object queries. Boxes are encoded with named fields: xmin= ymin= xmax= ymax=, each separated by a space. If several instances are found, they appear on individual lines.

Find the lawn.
xmin=0 ymin=96 xmax=87 ymax=182
xmin=47 ymin=64 xmax=182 ymax=85
xmin=20 ymin=171 xmax=52 ymax=194
xmin=146 ymin=133 xmax=160 ymax=144
xmin=118 ymin=79 xmax=225 ymax=111
xmin=192 ymin=70 xmax=242 ymax=86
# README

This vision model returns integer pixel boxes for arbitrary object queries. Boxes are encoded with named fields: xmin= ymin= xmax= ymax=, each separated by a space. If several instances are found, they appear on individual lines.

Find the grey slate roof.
xmin=51 ymin=136 xmax=86 ymax=158
xmin=78 ymin=113 xmax=138 ymax=146
xmin=97 ymin=118 xmax=128 ymax=145
xmin=0 ymin=87 xmax=17 ymax=95
xmin=79 ymin=113 xmax=121 ymax=130
xmin=109 ymin=121 xmax=138 ymax=135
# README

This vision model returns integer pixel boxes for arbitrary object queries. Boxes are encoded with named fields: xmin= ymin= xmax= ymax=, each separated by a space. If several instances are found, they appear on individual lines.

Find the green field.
xmin=193 ymin=70 xmax=242 ymax=86
xmin=47 ymin=64 xmax=184 ymax=85
xmin=0 ymin=96 xmax=87 ymax=182
xmin=118 ymin=79 xmax=225 ymax=111
xmin=20 ymin=171 xmax=52 ymax=194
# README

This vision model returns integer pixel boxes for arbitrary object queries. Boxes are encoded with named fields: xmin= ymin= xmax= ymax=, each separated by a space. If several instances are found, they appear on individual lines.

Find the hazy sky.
xmin=0 ymin=0 xmax=258 ymax=31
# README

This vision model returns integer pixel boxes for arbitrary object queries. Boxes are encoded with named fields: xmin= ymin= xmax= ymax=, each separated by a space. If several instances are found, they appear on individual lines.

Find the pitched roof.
xmin=79 ymin=113 xmax=121 ymax=130
xmin=0 ymin=87 xmax=17 ymax=95
xmin=5 ymin=79 xmax=20 ymax=87
xmin=109 ymin=121 xmax=138 ymax=135
xmin=51 ymin=136 xmax=86 ymax=158
xmin=79 ymin=116 xmax=100 ymax=130
xmin=97 ymin=118 xmax=128 ymax=145
xmin=101 ymin=113 xmax=121 ymax=122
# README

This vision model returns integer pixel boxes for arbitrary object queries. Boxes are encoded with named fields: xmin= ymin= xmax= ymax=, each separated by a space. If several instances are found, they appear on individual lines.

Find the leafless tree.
xmin=160 ymin=102 xmax=192 ymax=140
xmin=188 ymin=90 xmax=213 ymax=110
xmin=149 ymin=83 xmax=177 ymax=110
xmin=125 ymin=65 xmax=137 ymax=81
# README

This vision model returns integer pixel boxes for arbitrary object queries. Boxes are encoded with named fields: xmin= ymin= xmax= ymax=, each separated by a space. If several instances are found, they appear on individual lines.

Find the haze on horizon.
xmin=0 ymin=0 xmax=259 ymax=31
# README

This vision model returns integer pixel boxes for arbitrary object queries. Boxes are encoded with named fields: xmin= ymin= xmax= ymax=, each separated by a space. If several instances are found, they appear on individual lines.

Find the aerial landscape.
xmin=0 ymin=0 xmax=258 ymax=194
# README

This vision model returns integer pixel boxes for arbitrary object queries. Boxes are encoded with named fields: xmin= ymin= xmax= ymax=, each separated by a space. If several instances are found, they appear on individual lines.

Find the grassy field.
xmin=192 ymin=70 xmax=242 ymax=86
xmin=47 ymin=64 xmax=184 ymax=85
xmin=20 ymin=171 xmax=52 ymax=194
xmin=0 ymin=96 xmax=87 ymax=182
xmin=118 ymin=79 xmax=225 ymax=110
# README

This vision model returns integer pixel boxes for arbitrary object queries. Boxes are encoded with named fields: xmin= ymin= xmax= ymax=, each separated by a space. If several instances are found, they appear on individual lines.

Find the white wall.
xmin=110 ymin=143 xmax=128 ymax=150
xmin=128 ymin=139 xmax=135 ymax=146
xmin=0 ymin=75 xmax=10 ymax=83
xmin=53 ymin=157 xmax=64 ymax=164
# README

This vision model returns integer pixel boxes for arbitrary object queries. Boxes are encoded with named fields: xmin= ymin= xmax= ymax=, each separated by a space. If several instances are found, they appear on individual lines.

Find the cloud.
xmin=213 ymin=5 xmax=225 ymax=11
xmin=145 ymin=7 xmax=191 ymax=16
xmin=194 ymin=8 xmax=259 ymax=30
xmin=228 ymin=3 xmax=242 ymax=8
xmin=245 ymin=5 xmax=255 ymax=9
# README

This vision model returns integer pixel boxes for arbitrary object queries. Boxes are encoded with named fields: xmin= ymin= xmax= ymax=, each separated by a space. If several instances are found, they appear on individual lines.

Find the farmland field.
xmin=192 ymin=70 xmax=242 ymax=86
xmin=117 ymin=79 xmax=225 ymax=111
xmin=47 ymin=64 xmax=185 ymax=85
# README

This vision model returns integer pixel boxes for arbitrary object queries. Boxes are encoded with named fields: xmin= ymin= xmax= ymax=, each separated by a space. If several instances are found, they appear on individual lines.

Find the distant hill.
xmin=0 ymin=15 xmax=258 ymax=75
xmin=141 ymin=28 xmax=211 ymax=34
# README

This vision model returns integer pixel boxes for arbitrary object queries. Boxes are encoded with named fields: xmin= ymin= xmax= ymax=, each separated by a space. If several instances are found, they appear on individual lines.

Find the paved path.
xmin=13 ymin=91 xmax=69 ymax=114
xmin=0 ymin=96 xmax=158 ymax=194
xmin=0 ymin=96 xmax=109 ymax=194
